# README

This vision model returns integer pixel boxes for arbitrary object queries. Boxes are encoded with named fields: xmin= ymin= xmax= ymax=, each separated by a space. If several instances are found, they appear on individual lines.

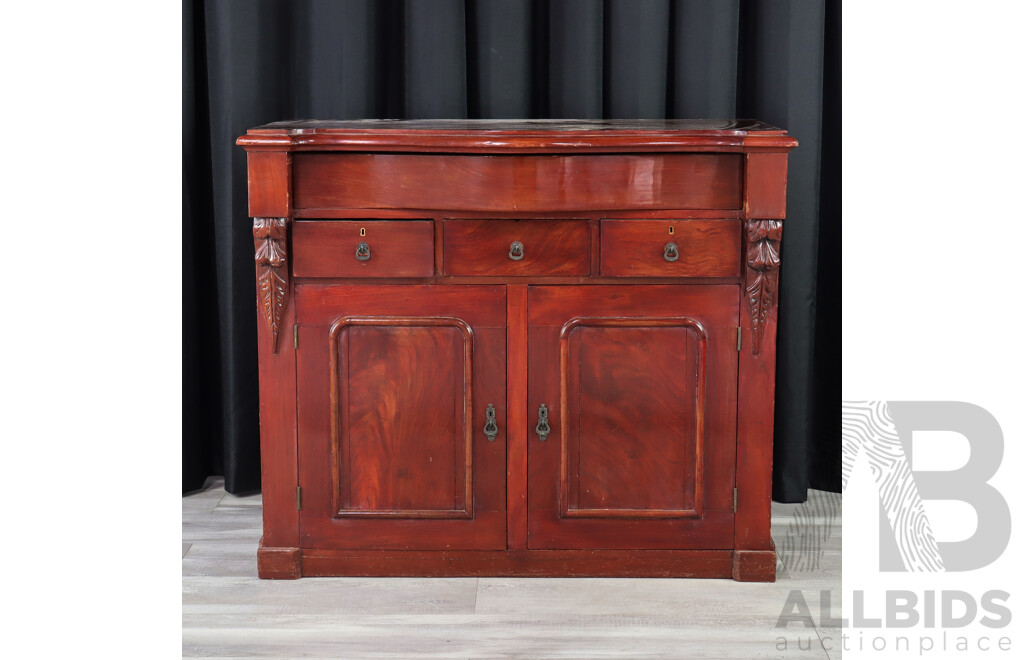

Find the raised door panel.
xmin=296 ymin=285 xmax=506 ymax=550
xmin=527 ymin=285 xmax=738 ymax=550
xmin=562 ymin=319 xmax=701 ymax=518
xmin=338 ymin=319 xmax=471 ymax=518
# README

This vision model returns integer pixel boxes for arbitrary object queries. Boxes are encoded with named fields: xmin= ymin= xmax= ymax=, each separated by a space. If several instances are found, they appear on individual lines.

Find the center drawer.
xmin=443 ymin=219 xmax=591 ymax=276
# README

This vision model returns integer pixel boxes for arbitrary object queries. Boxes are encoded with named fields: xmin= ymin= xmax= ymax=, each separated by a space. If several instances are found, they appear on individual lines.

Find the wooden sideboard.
xmin=237 ymin=119 xmax=796 ymax=581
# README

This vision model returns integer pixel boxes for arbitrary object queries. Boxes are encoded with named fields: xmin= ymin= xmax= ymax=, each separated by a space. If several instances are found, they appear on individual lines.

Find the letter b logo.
xmin=842 ymin=401 xmax=1010 ymax=571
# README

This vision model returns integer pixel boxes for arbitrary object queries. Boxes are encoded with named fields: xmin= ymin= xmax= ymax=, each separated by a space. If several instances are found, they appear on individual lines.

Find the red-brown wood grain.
xmin=295 ymin=287 xmax=507 ymax=551
xmin=296 ymin=284 xmax=507 ymax=328
xmin=247 ymin=151 xmax=291 ymax=217
xmin=292 ymin=153 xmax=744 ymax=212
xmin=293 ymin=220 xmax=435 ymax=278
xmin=300 ymin=548 xmax=735 ymax=578
xmin=600 ymin=219 xmax=741 ymax=277
xmin=527 ymin=284 xmax=738 ymax=327
xmin=255 ymin=293 xmax=299 ymax=550
xmin=332 ymin=318 xmax=472 ymax=517
xmin=526 ymin=286 xmax=737 ymax=551
xmin=506 ymin=285 xmax=529 ymax=550
xmin=249 ymin=173 xmax=298 ymax=559
xmin=744 ymin=153 xmax=789 ymax=219
xmin=294 ymin=208 xmax=742 ymax=220
xmin=733 ymin=544 xmax=778 ymax=582
xmin=561 ymin=319 xmax=701 ymax=518
xmin=734 ymin=221 xmax=782 ymax=580
xmin=444 ymin=219 xmax=590 ymax=276
xmin=240 ymin=119 xmax=795 ymax=580
xmin=256 ymin=543 xmax=301 ymax=579
xmin=237 ymin=118 xmax=798 ymax=154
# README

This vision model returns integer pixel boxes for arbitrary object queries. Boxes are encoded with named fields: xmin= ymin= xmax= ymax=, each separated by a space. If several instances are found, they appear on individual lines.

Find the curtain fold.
xmin=603 ymin=0 xmax=670 ymax=118
xmin=548 ymin=0 xmax=603 ymax=118
xmin=468 ymin=0 xmax=534 ymax=117
xmin=183 ymin=0 xmax=840 ymax=502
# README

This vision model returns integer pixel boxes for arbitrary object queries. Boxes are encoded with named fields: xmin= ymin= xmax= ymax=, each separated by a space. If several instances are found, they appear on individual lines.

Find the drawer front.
xmin=293 ymin=153 xmax=744 ymax=212
xmin=600 ymin=220 xmax=741 ymax=278
xmin=443 ymin=219 xmax=591 ymax=276
xmin=292 ymin=220 xmax=434 ymax=278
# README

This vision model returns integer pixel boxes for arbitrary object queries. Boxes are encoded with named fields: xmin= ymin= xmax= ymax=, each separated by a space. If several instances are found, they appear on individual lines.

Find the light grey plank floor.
xmin=183 ymin=479 xmax=841 ymax=659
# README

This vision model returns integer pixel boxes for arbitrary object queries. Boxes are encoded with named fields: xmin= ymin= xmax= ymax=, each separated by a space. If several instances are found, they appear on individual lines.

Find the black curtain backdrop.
xmin=184 ymin=0 xmax=841 ymax=502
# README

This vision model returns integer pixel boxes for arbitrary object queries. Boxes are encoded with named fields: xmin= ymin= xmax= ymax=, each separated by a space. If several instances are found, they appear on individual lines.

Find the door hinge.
xmin=296 ymin=485 xmax=302 ymax=511
xmin=736 ymin=326 xmax=742 ymax=351
xmin=293 ymin=325 xmax=299 ymax=349
xmin=733 ymin=487 xmax=738 ymax=513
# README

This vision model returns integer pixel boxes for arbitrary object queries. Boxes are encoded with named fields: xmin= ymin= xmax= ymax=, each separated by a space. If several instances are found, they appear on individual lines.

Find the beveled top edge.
xmin=247 ymin=118 xmax=786 ymax=133
xmin=236 ymin=119 xmax=797 ymax=152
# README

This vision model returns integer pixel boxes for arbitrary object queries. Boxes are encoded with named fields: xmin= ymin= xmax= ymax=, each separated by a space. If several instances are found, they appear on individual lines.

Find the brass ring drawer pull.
xmin=663 ymin=241 xmax=679 ymax=262
xmin=484 ymin=404 xmax=498 ymax=442
xmin=508 ymin=241 xmax=525 ymax=261
xmin=535 ymin=403 xmax=550 ymax=441
xmin=355 ymin=241 xmax=371 ymax=261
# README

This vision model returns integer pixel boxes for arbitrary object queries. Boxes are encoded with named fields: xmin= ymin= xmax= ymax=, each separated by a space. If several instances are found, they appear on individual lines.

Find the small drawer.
xmin=443 ymin=219 xmax=590 ymax=276
xmin=600 ymin=220 xmax=741 ymax=278
xmin=292 ymin=220 xmax=434 ymax=278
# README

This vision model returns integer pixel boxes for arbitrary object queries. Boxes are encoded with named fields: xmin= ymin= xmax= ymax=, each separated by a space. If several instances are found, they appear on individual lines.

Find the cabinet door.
xmin=527 ymin=285 xmax=738 ymax=549
xmin=296 ymin=285 xmax=507 ymax=550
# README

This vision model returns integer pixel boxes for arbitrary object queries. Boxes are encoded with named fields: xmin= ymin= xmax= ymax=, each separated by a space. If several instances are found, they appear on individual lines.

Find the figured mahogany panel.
xmin=296 ymin=286 xmax=506 ymax=551
xmin=332 ymin=318 xmax=471 ymax=518
xmin=443 ymin=219 xmax=590 ymax=276
xmin=292 ymin=153 xmax=744 ymax=211
xmin=600 ymin=220 xmax=741 ymax=278
xmin=527 ymin=286 xmax=738 ymax=551
xmin=561 ymin=319 xmax=704 ymax=518
xmin=293 ymin=221 xmax=434 ymax=278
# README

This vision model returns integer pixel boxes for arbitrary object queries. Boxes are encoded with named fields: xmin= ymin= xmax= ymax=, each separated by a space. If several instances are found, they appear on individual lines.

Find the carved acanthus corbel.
xmin=253 ymin=217 xmax=289 ymax=354
xmin=744 ymin=220 xmax=782 ymax=355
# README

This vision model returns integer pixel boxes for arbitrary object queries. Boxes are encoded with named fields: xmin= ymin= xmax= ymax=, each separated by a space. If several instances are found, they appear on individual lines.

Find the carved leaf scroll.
xmin=744 ymin=220 xmax=782 ymax=355
xmin=253 ymin=217 xmax=289 ymax=354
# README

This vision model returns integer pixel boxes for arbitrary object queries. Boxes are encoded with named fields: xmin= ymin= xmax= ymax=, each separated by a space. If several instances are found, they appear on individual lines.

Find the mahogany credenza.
xmin=236 ymin=120 xmax=796 ymax=581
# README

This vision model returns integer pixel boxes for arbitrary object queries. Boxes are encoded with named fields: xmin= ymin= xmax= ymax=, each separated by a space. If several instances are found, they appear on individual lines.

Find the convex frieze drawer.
xmin=238 ymin=119 xmax=796 ymax=581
